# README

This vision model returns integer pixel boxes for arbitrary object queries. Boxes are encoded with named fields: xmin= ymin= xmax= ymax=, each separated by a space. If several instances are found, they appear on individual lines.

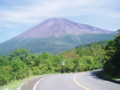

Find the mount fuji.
xmin=0 ymin=18 xmax=116 ymax=55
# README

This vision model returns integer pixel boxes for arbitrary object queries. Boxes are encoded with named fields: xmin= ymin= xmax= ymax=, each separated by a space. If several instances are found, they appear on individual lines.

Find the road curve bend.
xmin=24 ymin=71 xmax=120 ymax=90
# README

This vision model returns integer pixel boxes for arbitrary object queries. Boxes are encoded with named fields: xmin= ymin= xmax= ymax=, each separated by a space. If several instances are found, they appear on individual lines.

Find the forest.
xmin=0 ymin=33 xmax=119 ymax=86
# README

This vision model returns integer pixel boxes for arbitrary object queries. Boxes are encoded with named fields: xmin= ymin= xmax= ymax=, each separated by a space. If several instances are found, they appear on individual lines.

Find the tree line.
xmin=0 ymin=45 xmax=103 ymax=85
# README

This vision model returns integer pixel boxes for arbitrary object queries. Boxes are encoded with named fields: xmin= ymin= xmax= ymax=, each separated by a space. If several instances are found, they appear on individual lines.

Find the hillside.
xmin=61 ymin=41 xmax=107 ymax=60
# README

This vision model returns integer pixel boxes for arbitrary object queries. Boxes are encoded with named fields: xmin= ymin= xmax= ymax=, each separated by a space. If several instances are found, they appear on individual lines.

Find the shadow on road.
xmin=90 ymin=70 xmax=120 ymax=84
xmin=90 ymin=70 xmax=103 ymax=79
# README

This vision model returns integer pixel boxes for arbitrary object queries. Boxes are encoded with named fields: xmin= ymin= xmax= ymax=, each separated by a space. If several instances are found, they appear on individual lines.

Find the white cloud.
xmin=0 ymin=0 xmax=120 ymax=28
xmin=0 ymin=0 xmax=94 ymax=26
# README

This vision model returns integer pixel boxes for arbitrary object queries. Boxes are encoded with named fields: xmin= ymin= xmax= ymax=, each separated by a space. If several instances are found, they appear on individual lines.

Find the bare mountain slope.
xmin=16 ymin=18 xmax=113 ymax=39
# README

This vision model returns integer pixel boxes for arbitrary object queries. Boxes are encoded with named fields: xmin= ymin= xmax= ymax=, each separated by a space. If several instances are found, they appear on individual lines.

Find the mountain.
xmin=16 ymin=18 xmax=112 ymax=39
xmin=0 ymin=18 xmax=116 ymax=55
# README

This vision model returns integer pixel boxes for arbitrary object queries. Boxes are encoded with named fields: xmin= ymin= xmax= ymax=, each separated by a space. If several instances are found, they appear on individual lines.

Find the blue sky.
xmin=0 ymin=0 xmax=120 ymax=43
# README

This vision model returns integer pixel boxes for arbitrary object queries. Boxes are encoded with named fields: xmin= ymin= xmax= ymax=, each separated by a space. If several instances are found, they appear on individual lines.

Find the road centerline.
xmin=73 ymin=74 xmax=91 ymax=90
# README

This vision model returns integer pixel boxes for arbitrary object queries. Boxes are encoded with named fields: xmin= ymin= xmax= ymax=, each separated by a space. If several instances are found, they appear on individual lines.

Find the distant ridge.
xmin=0 ymin=17 xmax=116 ymax=55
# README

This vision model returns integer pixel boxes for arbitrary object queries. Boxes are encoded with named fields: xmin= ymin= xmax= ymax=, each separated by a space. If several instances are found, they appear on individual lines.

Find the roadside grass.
xmin=112 ymin=77 xmax=120 ymax=81
xmin=0 ymin=76 xmax=33 ymax=90
xmin=97 ymin=71 xmax=120 ymax=84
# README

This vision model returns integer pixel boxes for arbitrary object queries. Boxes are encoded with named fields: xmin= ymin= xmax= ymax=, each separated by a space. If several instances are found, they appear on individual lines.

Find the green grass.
xmin=0 ymin=77 xmax=31 ymax=90
xmin=101 ymin=72 xmax=120 ymax=81
xmin=97 ymin=71 xmax=120 ymax=84
xmin=113 ymin=77 xmax=120 ymax=81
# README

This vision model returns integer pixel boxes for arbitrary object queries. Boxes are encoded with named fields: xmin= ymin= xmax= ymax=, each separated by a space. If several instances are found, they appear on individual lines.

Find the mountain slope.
xmin=16 ymin=18 xmax=113 ymax=39
xmin=0 ymin=18 xmax=116 ymax=55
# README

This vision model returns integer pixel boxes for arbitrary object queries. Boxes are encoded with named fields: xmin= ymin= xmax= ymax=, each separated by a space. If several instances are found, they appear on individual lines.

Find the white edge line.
xmin=32 ymin=78 xmax=44 ymax=90
xmin=17 ymin=83 xmax=24 ymax=90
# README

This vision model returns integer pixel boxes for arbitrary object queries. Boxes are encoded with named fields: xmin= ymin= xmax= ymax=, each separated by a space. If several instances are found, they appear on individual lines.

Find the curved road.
xmin=25 ymin=71 xmax=120 ymax=90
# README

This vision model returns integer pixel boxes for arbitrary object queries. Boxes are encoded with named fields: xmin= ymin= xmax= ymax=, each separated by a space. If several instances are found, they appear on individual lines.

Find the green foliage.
xmin=0 ymin=49 xmax=31 ymax=86
xmin=9 ymin=49 xmax=30 ymax=60
xmin=0 ymin=65 xmax=12 ymax=85
xmin=103 ymin=34 xmax=120 ymax=76
xmin=61 ymin=42 xmax=105 ymax=72
xmin=10 ymin=60 xmax=29 ymax=80
xmin=0 ymin=41 xmax=106 ymax=86
xmin=0 ymin=56 xmax=9 ymax=66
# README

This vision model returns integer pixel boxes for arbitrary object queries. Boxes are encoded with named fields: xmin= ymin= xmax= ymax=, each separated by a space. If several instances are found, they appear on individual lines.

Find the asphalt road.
xmin=25 ymin=71 xmax=120 ymax=90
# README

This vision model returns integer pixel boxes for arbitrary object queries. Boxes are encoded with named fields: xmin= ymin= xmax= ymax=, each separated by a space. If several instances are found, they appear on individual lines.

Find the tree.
xmin=104 ymin=34 xmax=120 ymax=76
xmin=0 ymin=65 xmax=12 ymax=85
xmin=9 ymin=49 xmax=30 ymax=61
xmin=0 ymin=56 xmax=9 ymax=66
xmin=51 ymin=55 xmax=63 ymax=73
xmin=10 ymin=60 xmax=28 ymax=80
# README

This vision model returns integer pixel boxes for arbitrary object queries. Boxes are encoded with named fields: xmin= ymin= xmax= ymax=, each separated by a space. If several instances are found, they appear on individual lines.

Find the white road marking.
xmin=32 ymin=77 xmax=45 ymax=90
xmin=17 ymin=83 xmax=24 ymax=90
